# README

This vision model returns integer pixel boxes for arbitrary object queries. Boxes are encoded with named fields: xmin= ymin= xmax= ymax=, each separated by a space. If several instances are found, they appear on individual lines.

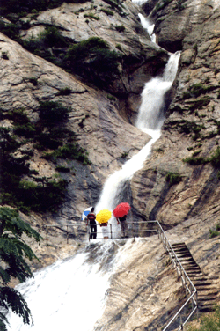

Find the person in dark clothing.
xmin=86 ymin=207 xmax=97 ymax=239
xmin=117 ymin=215 xmax=128 ymax=238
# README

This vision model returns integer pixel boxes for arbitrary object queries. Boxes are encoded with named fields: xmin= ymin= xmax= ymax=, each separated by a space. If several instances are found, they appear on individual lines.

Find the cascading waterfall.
xmin=95 ymin=51 xmax=180 ymax=239
xmin=6 ymin=6 xmax=181 ymax=331
xmin=138 ymin=13 xmax=156 ymax=43
xmin=7 ymin=241 xmax=133 ymax=331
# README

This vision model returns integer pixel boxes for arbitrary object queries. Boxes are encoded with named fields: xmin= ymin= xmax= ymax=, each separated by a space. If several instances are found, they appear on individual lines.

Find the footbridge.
xmin=41 ymin=220 xmax=219 ymax=330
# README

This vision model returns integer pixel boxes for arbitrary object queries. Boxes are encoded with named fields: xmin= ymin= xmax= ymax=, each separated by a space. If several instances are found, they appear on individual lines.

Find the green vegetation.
xmin=107 ymin=94 xmax=116 ymax=101
xmin=115 ymin=25 xmax=125 ymax=33
xmin=55 ymin=87 xmax=71 ymax=96
xmin=103 ymin=0 xmax=119 ymax=8
xmin=0 ymin=20 xmax=20 ymax=42
xmin=100 ymin=8 xmax=113 ymax=15
xmin=178 ymin=121 xmax=205 ymax=140
xmin=64 ymin=37 xmax=121 ymax=87
xmin=84 ymin=12 xmax=99 ymax=20
xmin=187 ymin=306 xmax=220 ymax=330
xmin=179 ymin=83 xmax=220 ymax=114
xmin=1 ymin=103 xmax=91 ymax=213
xmin=0 ymin=207 xmax=41 ymax=331
xmin=55 ymin=165 xmax=70 ymax=173
xmin=192 ymin=150 xmax=201 ymax=157
xmin=165 ymin=172 xmax=182 ymax=186
xmin=40 ymin=26 xmax=68 ymax=48
xmin=187 ymin=96 xmax=210 ymax=112
xmin=2 ymin=51 xmax=9 ymax=60
xmin=209 ymin=229 xmax=219 ymax=238
xmin=209 ymin=146 xmax=220 ymax=167
xmin=183 ymin=84 xmax=217 ymax=99
xmin=183 ymin=146 xmax=220 ymax=170
xmin=182 ymin=157 xmax=208 ymax=166
xmin=121 ymin=151 xmax=128 ymax=158
xmin=44 ymin=143 xmax=91 ymax=165
xmin=22 ymin=26 xmax=68 ymax=64
xmin=115 ymin=44 xmax=122 ymax=50
xmin=38 ymin=100 xmax=70 ymax=126
xmin=0 ymin=16 xmax=123 ymax=90
xmin=0 ymin=0 xmax=88 ymax=16
xmin=155 ymin=0 xmax=172 ymax=12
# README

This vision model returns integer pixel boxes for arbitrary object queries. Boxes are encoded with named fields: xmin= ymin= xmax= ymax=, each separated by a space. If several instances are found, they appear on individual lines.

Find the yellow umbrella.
xmin=96 ymin=209 xmax=112 ymax=224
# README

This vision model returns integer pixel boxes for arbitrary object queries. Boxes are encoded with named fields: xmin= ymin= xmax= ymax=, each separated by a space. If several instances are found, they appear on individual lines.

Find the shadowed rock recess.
xmin=0 ymin=0 xmax=220 ymax=329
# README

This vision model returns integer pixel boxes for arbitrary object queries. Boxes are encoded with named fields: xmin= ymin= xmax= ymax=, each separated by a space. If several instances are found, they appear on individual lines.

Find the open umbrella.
xmin=82 ymin=207 xmax=92 ymax=220
xmin=113 ymin=202 xmax=130 ymax=218
xmin=96 ymin=209 xmax=112 ymax=224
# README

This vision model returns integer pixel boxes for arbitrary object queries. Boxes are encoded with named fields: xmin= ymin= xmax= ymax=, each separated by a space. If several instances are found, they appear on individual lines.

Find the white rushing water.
xmin=132 ymin=0 xmax=149 ymax=4
xmin=7 ymin=241 xmax=132 ymax=331
xmin=95 ymin=51 xmax=180 ymax=238
xmin=138 ymin=13 xmax=156 ymax=43
xmin=7 ymin=7 xmax=181 ymax=330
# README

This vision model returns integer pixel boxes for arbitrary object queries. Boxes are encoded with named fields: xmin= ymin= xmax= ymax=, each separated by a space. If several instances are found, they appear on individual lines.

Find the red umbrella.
xmin=113 ymin=202 xmax=130 ymax=218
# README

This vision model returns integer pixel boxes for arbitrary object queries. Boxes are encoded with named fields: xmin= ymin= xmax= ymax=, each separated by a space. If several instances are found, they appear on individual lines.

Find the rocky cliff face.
xmin=131 ymin=0 xmax=220 ymax=232
xmin=1 ymin=0 xmax=220 ymax=329
xmin=0 ymin=0 xmax=219 ymax=260
xmin=0 ymin=0 xmax=168 ymax=242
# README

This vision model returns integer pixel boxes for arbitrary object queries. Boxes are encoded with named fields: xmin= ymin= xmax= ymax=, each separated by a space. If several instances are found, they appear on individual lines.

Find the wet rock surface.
xmin=131 ymin=0 xmax=220 ymax=231
xmin=1 ymin=0 xmax=220 ymax=328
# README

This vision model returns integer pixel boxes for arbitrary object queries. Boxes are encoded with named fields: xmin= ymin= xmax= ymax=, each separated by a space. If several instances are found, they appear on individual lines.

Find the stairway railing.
xmin=156 ymin=221 xmax=198 ymax=330
xmin=42 ymin=219 xmax=197 ymax=329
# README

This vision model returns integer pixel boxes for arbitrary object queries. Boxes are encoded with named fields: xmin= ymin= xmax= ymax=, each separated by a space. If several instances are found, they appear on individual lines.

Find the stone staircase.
xmin=172 ymin=242 xmax=219 ymax=313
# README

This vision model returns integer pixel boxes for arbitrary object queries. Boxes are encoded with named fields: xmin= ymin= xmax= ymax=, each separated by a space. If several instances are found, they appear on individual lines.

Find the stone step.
xmin=199 ymin=304 xmax=216 ymax=312
xmin=195 ymin=286 xmax=217 ymax=291
xmin=186 ymin=272 xmax=202 ymax=277
xmin=171 ymin=242 xmax=219 ymax=315
xmin=184 ymin=266 xmax=201 ymax=271
xmin=193 ymin=279 xmax=212 ymax=287
xmin=172 ymin=243 xmax=186 ymax=247
xmin=173 ymin=248 xmax=189 ymax=253
xmin=177 ymin=256 xmax=195 ymax=262
xmin=198 ymin=296 xmax=217 ymax=301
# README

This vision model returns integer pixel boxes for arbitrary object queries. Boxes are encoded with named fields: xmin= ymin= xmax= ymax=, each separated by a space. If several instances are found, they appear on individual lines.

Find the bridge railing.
xmin=40 ymin=220 xmax=197 ymax=330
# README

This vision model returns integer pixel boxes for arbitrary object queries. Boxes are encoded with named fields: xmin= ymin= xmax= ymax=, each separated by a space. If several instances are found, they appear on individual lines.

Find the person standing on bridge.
xmin=86 ymin=207 xmax=97 ymax=239
xmin=117 ymin=215 xmax=128 ymax=239
xmin=113 ymin=202 xmax=130 ymax=239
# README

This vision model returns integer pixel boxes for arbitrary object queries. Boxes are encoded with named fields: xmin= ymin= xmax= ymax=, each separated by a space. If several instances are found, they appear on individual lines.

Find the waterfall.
xmin=138 ymin=13 xmax=156 ymax=43
xmin=95 ymin=52 xmax=180 ymax=238
xmin=6 ymin=5 xmax=181 ymax=330
xmin=132 ymin=0 xmax=149 ymax=4
xmin=7 ymin=241 xmax=133 ymax=331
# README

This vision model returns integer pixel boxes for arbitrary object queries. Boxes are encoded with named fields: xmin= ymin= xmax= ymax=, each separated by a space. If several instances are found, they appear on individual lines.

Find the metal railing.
xmin=40 ymin=219 xmax=197 ymax=330
xmin=88 ymin=221 xmax=158 ymax=239
xmin=156 ymin=221 xmax=198 ymax=331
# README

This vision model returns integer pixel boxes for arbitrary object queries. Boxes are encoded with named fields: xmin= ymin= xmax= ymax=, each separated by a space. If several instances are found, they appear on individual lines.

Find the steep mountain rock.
xmin=0 ymin=32 xmax=151 ymax=220
xmin=0 ymin=0 xmax=167 ymax=243
xmin=19 ymin=0 xmax=168 ymax=120
xmin=131 ymin=0 xmax=220 ymax=231
xmin=1 ymin=0 xmax=220 ymax=329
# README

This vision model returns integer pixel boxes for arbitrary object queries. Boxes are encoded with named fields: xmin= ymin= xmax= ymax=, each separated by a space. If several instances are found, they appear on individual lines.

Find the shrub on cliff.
xmin=65 ymin=37 xmax=121 ymax=87
xmin=165 ymin=172 xmax=182 ymax=186
xmin=0 ymin=207 xmax=41 ymax=331
xmin=38 ymin=100 xmax=70 ymax=126
xmin=0 ymin=0 xmax=89 ymax=16
xmin=0 ymin=103 xmax=91 ymax=213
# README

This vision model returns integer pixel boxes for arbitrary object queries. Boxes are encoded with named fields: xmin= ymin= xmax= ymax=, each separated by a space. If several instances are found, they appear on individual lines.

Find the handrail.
xmin=156 ymin=221 xmax=197 ymax=330
xmin=41 ymin=220 xmax=197 ymax=329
